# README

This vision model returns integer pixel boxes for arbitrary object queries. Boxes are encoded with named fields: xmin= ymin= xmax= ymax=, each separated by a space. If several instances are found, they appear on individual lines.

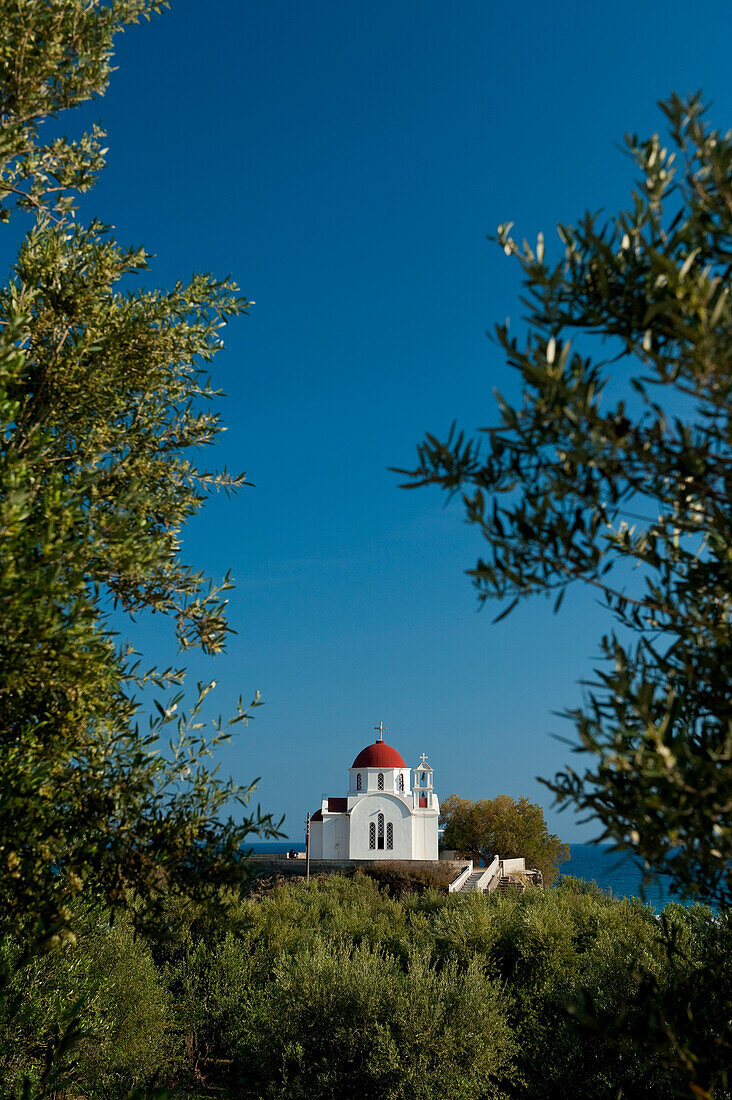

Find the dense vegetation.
xmin=1 ymin=873 xmax=728 ymax=1099
xmin=0 ymin=0 xmax=278 ymax=951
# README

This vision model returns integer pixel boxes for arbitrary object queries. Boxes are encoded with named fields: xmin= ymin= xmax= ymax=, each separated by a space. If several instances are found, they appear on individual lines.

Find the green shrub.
xmin=359 ymin=861 xmax=456 ymax=897
xmin=226 ymin=938 xmax=516 ymax=1099
xmin=2 ymin=876 xmax=724 ymax=1098
xmin=0 ymin=916 xmax=173 ymax=1098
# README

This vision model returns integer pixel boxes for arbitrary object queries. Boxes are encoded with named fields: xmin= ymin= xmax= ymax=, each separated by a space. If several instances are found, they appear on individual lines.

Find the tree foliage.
xmin=400 ymin=95 xmax=732 ymax=909
xmin=2 ymin=877 xmax=728 ymax=1098
xmin=440 ymin=793 xmax=569 ymax=884
xmin=0 ymin=0 xmax=277 ymax=947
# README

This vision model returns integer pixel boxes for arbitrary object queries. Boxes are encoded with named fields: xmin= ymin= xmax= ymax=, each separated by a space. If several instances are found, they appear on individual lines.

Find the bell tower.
xmin=413 ymin=753 xmax=435 ymax=810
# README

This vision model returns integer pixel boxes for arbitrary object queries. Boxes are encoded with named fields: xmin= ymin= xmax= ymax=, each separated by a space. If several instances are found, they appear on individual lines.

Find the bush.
xmin=0 ymin=915 xmax=173 ymax=1098
xmin=359 ymin=861 xmax=456 ymax=897
xmin=227 ymin=938 xmax=516 ymax=1099
xmin=2 ymin=876 xmax=724 ymax=1098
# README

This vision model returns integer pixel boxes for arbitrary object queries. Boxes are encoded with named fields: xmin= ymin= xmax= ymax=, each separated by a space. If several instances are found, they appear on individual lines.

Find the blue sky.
xmin=62 ymin=0 xmax=732 ymax=841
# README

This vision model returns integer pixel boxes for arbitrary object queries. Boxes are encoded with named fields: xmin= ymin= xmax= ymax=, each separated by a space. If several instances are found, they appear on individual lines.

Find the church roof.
xmin=352 ymin=740 xmax=407 ymax=769
xmin=311 ymin=797 xmax=348 ymax=821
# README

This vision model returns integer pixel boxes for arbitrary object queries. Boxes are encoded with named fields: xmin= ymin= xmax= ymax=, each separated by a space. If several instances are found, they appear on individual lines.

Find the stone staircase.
xmin=450 ymin=856 xmax=539 ymax=897
xmin=498 ymin=875 xmax=526 ymax=896
xmin=452 ymin=858 xmax=502 ymax=895
xmin=460 ymin=870 xmax=488 ymax=893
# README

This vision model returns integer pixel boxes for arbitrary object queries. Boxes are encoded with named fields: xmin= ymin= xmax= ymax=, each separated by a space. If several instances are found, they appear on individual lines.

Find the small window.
xmin=356 ymin=772 xmax=362 ymax=791
xmin=398 ymin=773 xmax=404 ymax=792
xmin=377 ymin=772 xmax=384 ymax=790
xmin=378 ymin=813 xmax=384 ymax=850
xmin=369 ymin=822 xmax=376 ymax=849
xmin=386 ymin=822 xmax=393 ymax=850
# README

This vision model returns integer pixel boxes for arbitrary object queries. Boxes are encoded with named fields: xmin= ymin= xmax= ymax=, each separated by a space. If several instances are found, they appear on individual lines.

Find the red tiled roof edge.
xmin=310 ymin=797 xmax=348 ymax=820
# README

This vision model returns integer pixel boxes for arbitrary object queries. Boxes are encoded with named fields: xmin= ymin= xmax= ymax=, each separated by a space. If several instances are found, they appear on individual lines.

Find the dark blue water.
xmin=249 ymin=841 xmax=689 ymax=909
xmin=251 ymin=842 xmax=306 ymax=854
xmin=558 ymin=843 xmax=684 ymax=909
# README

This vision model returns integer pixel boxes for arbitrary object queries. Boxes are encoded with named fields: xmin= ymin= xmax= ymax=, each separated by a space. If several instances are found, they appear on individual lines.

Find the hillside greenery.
xmin=1 ymin=874 xmax=728 ymax=1099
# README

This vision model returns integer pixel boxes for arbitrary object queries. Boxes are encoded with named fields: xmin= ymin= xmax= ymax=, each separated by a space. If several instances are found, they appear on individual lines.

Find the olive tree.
xmin=0 ymin=0 xmax=277 ymax=949
xmin=441 ymin=793 xmax=569 ymax=884
xmin=400 ymin=95 xmax=731 ymax=911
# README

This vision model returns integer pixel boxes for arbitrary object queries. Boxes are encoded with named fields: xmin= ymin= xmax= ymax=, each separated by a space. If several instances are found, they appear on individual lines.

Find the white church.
xmin=309 ymin=724 xmax=439 ymax=861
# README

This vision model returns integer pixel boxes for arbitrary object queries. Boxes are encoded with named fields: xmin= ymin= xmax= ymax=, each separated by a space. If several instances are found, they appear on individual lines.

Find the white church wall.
xmin=348 ymin=768 xmax=411 ymax=798
xmin=348 ymin=794 xmax=413 ymax=859
xmin=334 ymin=813 xmax=349 ymax=858
xmin=412 ymin=810 xmax=439 ymax=860
xmin=362 ymin=769 xmax=411 ymax=794
xmin=317 ymin=812 xmax=349 ymax=860
xmin=309 ymin=821 xmax=323 ymax=859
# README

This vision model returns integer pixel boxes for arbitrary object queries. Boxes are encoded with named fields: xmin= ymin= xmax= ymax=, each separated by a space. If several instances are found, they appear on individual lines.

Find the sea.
xmin=248 ymin=841 xmax=692 ymax=910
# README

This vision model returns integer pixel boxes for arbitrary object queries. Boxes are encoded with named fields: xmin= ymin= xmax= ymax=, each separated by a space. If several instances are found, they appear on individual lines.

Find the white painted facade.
xmin=309 ymin=730 xmax=439 ymax=861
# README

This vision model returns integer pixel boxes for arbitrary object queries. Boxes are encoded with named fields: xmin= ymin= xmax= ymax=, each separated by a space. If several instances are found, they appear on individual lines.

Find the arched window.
xmin=398 ymin=773 xmax=404 ymax=792
xmin=356 ymin=772 xmax=362 ymax=790
xmin=386 ymin=822 xmax=393 ymax=850
xmin=369 ymin=822 xmax=376 ymax=849
xmin=377 ymin=813 xmax=385 ymax=849
xmin=421 ymin=772 xmax=426 ymax=783
xmin=377 ymin=772 xmax=384 ymax=790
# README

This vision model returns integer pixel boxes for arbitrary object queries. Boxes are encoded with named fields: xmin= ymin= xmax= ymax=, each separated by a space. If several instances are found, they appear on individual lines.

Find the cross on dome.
xmin=374 ymin=721 xmax=386 ymax=742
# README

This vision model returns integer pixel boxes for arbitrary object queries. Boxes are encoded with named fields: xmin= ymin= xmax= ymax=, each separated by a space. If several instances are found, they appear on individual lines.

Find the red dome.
xmin=352 ymin=740 xmax=407 ymax=769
